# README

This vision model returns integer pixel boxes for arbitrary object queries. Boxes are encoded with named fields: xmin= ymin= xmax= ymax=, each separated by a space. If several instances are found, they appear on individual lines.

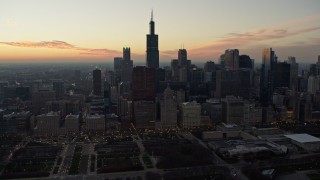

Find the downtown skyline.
xmin=0 ymin=0 xmax=320 ymax=63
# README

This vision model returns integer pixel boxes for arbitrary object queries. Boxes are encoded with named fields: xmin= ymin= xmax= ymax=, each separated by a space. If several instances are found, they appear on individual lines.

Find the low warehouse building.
xmin=284 ymin=134 xmax=320 ymax=152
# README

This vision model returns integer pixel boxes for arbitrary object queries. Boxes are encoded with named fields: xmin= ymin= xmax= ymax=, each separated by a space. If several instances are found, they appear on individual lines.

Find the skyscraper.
xmin=123 ymin=47 xmax=131 ymax=61
xmin=121 ymin=47 xmax=133 ymax=82
xmin=224 ymin=49 xmax=239 ymax=70
xmin=104 ymin=80 xmax=110 ymax=114
xmin=239 ymin=55 xmax=253 ymax=69
xmin=93 ymin=68 xmax=102 ymax=96
xmin=132 ymin=66 xmax=156 ymax=101
xmin=52 ymin=80 xmax=65 ymax=99
xmin=146 ymin=10 xmax=159 ymax=69
xmin=288 ymin=56 xmax=299 ymax=90
xmin=178 ymin=49 xmax=187 ymax=66
xmin=260 ymin=48 xmax=276 ymax=106
xmin=114 ymin=57 xmax=123 ymax=84
xmin=160 ymin=85 xmax=177 ymax=128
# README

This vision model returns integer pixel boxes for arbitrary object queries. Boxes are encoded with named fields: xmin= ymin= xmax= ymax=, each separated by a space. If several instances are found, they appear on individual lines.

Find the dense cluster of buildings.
xmin=0 ymin=12 xmax=320 ymax=136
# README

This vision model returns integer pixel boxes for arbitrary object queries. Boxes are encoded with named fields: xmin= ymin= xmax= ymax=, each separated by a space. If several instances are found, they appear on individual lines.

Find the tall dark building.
xmin=93 ymin=68 xmax=102 ymax=96
xmin=52 ymin=80 xmax=65 ymax=99
xmin=114 ymin=57 xmax=122 ymax=84
xmin=104 ymin=80 xmax=110 ymax=114
xmin=123 ymin=47 xmax=131 ymax=61
xmin=132 ymin=66 xmax=156 ymax=101
xmin=121 ymin=47 xmax=133 ymax=82
xmin=171 ymin=59 xmax=179 ymax=81
xmin=146 ymin=10 xmax=159 ymax=69
xmin=260 ymin=48 xmax=277 ymax=106
xmin=224 ymin=49 xmax=239 ymax=70
xmin=178 ymin=49 xmax=187 ymax=66
xmin=204 ymin=61 xmax=215 ymax=72
xmin=239 ymin=55 xmax=253 ymax=69
xmin=274 ymin=62 xmax=290 ymax=88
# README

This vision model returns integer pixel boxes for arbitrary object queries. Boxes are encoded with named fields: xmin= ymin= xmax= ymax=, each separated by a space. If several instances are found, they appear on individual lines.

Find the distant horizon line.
xmin=0 ymin=60 xmax=315 ymax=66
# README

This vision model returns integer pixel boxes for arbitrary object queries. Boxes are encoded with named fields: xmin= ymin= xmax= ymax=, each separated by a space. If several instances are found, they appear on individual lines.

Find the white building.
xmin=180 ymin=101 xmax=201 ymax=128
xmin=85 ymin=114 xmax=105 ymax=131
xmin=284 ymin=134 xmax=320 ymax=152
xmin=35 ymin=111 xmax=60 ymax=135
xmin=65 ymin=114 xmax=79 ymax=133
xmin=160 ymin=86 xmax=177 ymax=128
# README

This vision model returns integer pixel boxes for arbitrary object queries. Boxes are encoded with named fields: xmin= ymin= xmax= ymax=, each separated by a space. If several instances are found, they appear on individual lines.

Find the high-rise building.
xmin=178 ymin=49 xmax=188 ymax=66
xmin=160 ymin=85 xmax=177 ymax=128
xmin=179 ymin=67 xmax=188 ymax=82
xmin=224 ymin=49 xmax=239 ymax=70
xmin=180 ymin=101 xmax=201 ymax=128
xmin=308 ymin=76 xmax=320 ymax=94
xmin=201 ymin=99 xmax=222 ymax=124
xmin=191 ymin=68 xmax=204 ymax=83
xmin=132 ymin=66 xmax=156 ymax=101
xmin=104 ymin=80 xmax=110 ymax=114
xmin=171 ymin=59 xmax=179 ymax=81
xmin=53 ymin=80 xmax=65 ymax=99
xmin=114 ymin=57 xmax=123 ymax=84
xmin=274 ymin=62 xmax=290 ymax=88
xmin=93 ymin=68 xmax=102 ymax=96
xmin=288 ymin=56 xmax=299 ymax=90
xmin=203 ymin=62 xmax=215 ymax=84
xmin=176 ymin=48 xmax=189 ymax=82
xmin=239 ymin=55 xmax=253 ymax=69
xmin=222 ymin=96 xmax=244 ymax=125
xmin=123 ymin=47 xmax=131 ymax=61
xmin=204 ymin=61 xmax=215 ymax=72
xmin=0 ymin=81 xmax=9 ymax=101
xmin=133 ymin=101 xmax=156 ymax=128
xmin=215 ymin=69 xmax=241 ymax=98
xmin=176 ymin=89 xmax=185 ymax=104
xmin=121 ymin=48 xmax=133 ymax=82
xmin=260 ymin=48 xmax=277 ymax=106
xmin=65 ymin=114 xmax=79 ymax=133
xmin=220 ymin=54 xmax=225 ymax=68
xmin=146 ymin=10 xmax=159 ymax=68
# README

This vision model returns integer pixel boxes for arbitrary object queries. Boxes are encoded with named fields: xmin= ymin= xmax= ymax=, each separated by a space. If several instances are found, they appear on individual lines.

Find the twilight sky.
xmin=0 ymin=0 xmax=319 ymax=63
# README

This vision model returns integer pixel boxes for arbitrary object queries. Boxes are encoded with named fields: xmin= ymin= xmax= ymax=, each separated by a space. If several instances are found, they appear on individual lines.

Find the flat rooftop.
xmin=284 ymin=133 xmax=320 ymax=143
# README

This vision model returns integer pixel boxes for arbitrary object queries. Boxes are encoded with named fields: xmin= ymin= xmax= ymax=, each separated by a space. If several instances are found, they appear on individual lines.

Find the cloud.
xmin=0 ymin=40 xmax=121 ymax=57
xmin=78 ymin=48 xmax=120 ymax=56
xmin=0 ymin=40 xmax=74 ymax=49
xmin=186 ymin=25 xmax=320 ymax=61
xmin=176 ymin=14 xmax=320 ymax=61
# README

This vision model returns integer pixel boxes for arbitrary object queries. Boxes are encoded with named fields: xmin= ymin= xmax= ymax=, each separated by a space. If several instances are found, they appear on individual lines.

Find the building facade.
xmin=160 ymin=86 xmax=177 ymax=128
xmin=180 ymin=101 xmax=201 ymax=128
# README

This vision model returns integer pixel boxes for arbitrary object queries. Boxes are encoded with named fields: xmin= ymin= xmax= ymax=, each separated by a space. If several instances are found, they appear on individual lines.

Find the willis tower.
xmin=146 ymin=10 xmax=159 ymax=68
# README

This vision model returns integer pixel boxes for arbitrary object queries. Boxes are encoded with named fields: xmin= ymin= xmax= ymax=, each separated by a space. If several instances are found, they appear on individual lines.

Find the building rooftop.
xmin=284 ymin=134 xmax=320 ymax=143
xmin=222 ymin=123 xmax=238 ymax=128
xmin=65 ymin=114 xmax=79 ymax=119
xmin=205 ymin=98 xmax=220 ymax=104
xmin=182 ymin=101 xmax=199 ymax=106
